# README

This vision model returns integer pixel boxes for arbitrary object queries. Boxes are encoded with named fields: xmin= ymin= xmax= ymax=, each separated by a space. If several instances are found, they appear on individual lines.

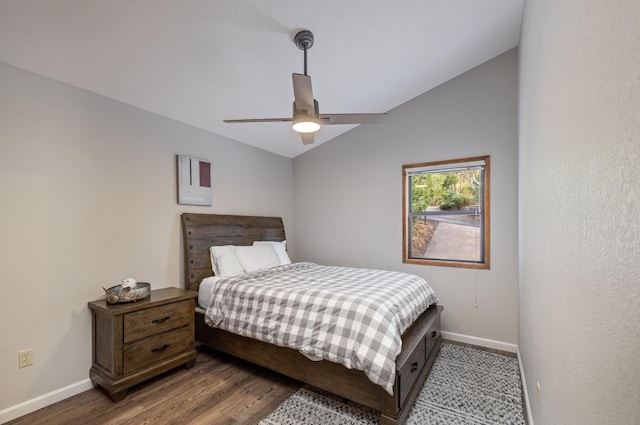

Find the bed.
xmin=181 ymin=213 xmax=443 ymax=425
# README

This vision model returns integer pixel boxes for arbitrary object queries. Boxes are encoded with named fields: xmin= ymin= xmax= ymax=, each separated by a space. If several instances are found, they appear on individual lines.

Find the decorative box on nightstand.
xmin=88 ymin=287 xmax=198 ymax=401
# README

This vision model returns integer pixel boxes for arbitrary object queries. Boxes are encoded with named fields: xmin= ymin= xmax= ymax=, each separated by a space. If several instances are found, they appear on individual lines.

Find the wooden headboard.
xmin=181 ymin=213 xmax=285 ymax=291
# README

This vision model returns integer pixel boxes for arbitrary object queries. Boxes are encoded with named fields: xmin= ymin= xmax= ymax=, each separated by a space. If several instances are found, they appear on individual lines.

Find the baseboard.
xmin=517 ymin=347 xmax=535 ymax=425
xmin=441 ymin=331 xmax=518 ymax=353
xmin=0 ymin=378 xmax=93 ymax=424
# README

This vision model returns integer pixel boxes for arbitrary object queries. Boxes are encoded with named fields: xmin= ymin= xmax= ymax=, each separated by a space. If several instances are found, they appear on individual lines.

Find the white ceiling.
xmin=0 ymin=1 xmax=523 ymax=158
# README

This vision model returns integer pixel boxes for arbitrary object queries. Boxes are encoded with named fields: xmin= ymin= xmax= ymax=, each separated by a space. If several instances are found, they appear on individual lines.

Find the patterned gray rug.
xmin=259 ymin=343 xmax=525 ymax=425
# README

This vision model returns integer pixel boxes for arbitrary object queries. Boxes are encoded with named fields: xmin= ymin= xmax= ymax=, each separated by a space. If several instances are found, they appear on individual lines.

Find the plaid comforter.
xmin=204 ymin=262 xmax=438 ymax=394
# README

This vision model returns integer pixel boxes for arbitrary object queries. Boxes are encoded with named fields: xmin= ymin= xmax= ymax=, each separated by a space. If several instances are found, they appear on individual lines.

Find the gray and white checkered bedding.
xmin=204 ymin=262 xmax=438 ymax=395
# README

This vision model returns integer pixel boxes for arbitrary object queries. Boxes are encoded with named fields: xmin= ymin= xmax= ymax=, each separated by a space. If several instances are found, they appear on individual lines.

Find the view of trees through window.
xmin=403 ymin=156 xmax=489 ymax=269
xmin=410 ymin=170 xmax=481 ymax=213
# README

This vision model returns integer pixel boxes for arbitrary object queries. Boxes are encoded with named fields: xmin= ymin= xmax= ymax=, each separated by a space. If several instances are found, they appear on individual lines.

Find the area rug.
xmin=259 ymin=343 xmax=525 ymax=425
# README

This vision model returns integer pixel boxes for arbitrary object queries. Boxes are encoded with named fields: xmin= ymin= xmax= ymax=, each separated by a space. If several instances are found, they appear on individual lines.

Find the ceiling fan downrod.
xmin=294 ymin=30 xmax=314 ymax=76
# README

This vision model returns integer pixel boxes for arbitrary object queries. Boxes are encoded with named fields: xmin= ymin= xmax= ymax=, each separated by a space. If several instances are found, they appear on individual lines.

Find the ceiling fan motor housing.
xmin=292 ymin=99 xmax=320 ymax=133
xmin=292 ymin=99 xmax=319 ymax=116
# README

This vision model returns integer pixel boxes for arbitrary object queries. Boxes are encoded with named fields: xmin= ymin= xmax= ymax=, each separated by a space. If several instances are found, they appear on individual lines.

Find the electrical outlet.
xmin=536 ymin=381 xmax=541 ymax=408
xmin=18 ymin=349 xmax=33 ymax=368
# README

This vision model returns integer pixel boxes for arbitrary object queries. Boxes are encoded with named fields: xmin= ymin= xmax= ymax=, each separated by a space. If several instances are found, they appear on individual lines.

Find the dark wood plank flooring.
xmin=6 ymin=345 xmax=302 ymax=425
xmin=6 ymin=340 xmax=517 ymax=425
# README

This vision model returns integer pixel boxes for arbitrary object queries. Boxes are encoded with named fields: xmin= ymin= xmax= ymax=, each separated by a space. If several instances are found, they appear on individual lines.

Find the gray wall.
xmin=293 ymin=49 xmax=519 ymax=345
xmin=0 ymin=61 xmax=293 ymax=412
xmin=518 ymin=1 xmax=640 ymax=424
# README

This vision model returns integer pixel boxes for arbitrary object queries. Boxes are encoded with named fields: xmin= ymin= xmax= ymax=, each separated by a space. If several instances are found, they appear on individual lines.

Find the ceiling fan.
xmin=224 ymin=30 xmax=388 ymax=145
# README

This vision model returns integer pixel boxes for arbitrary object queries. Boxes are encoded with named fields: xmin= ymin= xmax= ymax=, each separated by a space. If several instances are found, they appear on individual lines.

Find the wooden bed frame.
xmin=181 ymin=213 xmax=443 ymax=425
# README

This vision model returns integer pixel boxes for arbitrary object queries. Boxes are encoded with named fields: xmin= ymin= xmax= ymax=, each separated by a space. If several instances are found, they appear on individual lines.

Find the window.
xmin=403 ymin=156 xmax=490 ymax=269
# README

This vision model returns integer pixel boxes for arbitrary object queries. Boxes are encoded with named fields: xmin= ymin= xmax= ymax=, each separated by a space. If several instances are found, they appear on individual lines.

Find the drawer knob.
xmin=431 ymin=331 xmax=437 ymax=338
xmin=411 ymin=362 xmax=418 ymax=372
xmin=151 ymin=344 xmax=171 ymax=353
xmin=152 ymin=316 xmax=171 ymax=324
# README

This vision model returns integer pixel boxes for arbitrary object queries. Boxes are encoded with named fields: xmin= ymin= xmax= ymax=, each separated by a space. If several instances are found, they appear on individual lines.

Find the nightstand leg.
xmin=185 ymin=359 xmax=196 ymax=369
xmin=109 ymin=390 xmax=127 ymax=402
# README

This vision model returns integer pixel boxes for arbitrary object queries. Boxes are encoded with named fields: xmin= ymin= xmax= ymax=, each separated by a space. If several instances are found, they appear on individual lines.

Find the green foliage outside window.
xmin=410 ymin=170 xmax=480 ymax=212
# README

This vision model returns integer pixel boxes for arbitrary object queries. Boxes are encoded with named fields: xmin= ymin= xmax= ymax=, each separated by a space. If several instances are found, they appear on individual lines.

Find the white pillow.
xmin=253 ymin=240 xmax=291 ymax=265
xmin=209 ymin=245 xmax=245 ymax=277
xmin=235 ymin=244 xmax=281 ymax=273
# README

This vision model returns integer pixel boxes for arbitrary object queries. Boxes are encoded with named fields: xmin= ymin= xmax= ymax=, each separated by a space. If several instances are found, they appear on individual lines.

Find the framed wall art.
xmin=177 ymin=155 xmax=212 ymax=206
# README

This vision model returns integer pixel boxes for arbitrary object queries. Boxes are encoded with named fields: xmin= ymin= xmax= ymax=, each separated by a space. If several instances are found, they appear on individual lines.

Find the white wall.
xmin=293 ymin=49 xmax=519 ymax=345
xmin=519 ymin=1 xmax=640 ymax=424
xmin=0 ymin=61 xmax=293 ymax=415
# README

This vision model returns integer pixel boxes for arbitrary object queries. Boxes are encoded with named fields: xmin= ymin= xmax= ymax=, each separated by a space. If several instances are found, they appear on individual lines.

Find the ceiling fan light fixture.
xmin=292 ymin=113 xmax=320 ymax=133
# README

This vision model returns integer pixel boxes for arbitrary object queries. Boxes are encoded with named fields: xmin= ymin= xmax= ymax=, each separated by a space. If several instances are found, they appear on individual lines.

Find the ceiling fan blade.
xmin=292 ymin=73 xmax=315 ymax=114
xmin=224 ymin=118 xmax=292 ymax=123
xmin=319 ymin=113 xmax=388 ymax=125
xmin=301 ymin=133 xmax=315 ymax=145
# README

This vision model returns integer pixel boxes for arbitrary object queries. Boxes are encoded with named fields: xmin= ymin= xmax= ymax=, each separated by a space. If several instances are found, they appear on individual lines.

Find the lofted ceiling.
xmin=0 ymin=1 xmax=523 ymax=158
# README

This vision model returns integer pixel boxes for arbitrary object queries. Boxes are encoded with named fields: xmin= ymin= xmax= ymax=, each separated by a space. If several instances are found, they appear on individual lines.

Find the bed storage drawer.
xmin=397 ymin=336 xmax=426 ymax=406
xmin=424 ymin=315 xmax=441 ymax=357
xmin=123 ymin=300 xmax=191 ymax=343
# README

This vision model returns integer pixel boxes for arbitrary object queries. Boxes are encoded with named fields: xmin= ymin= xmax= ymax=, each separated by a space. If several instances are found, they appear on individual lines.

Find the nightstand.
xmin=88 ymin=287 xmax=198 ymax=401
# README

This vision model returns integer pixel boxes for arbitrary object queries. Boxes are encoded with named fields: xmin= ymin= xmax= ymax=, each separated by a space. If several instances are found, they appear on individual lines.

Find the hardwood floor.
xmin=6 ymin=340 xmax=517 ymax=425
xmin=6 ymin=345 xmax=302 ymax=425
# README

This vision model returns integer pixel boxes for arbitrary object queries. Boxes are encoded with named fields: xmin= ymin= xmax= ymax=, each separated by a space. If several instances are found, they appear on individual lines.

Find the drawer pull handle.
xmin=411 ymin=362 xmax=418 ymax=372
xmin=431 ymin=331 xmax=437 ymax=338
xmin=151 ymin=344 xmax=170 ymax=353
xmin=152 ymin=316 xmax=171 ymax=324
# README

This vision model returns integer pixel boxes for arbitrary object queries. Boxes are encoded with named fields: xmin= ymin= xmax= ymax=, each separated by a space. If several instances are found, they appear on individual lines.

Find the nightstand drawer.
xmin=123 ymin=300 xmax=191 ymax=343
xmin=123 ymin=326 xmax=191 ymax=374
